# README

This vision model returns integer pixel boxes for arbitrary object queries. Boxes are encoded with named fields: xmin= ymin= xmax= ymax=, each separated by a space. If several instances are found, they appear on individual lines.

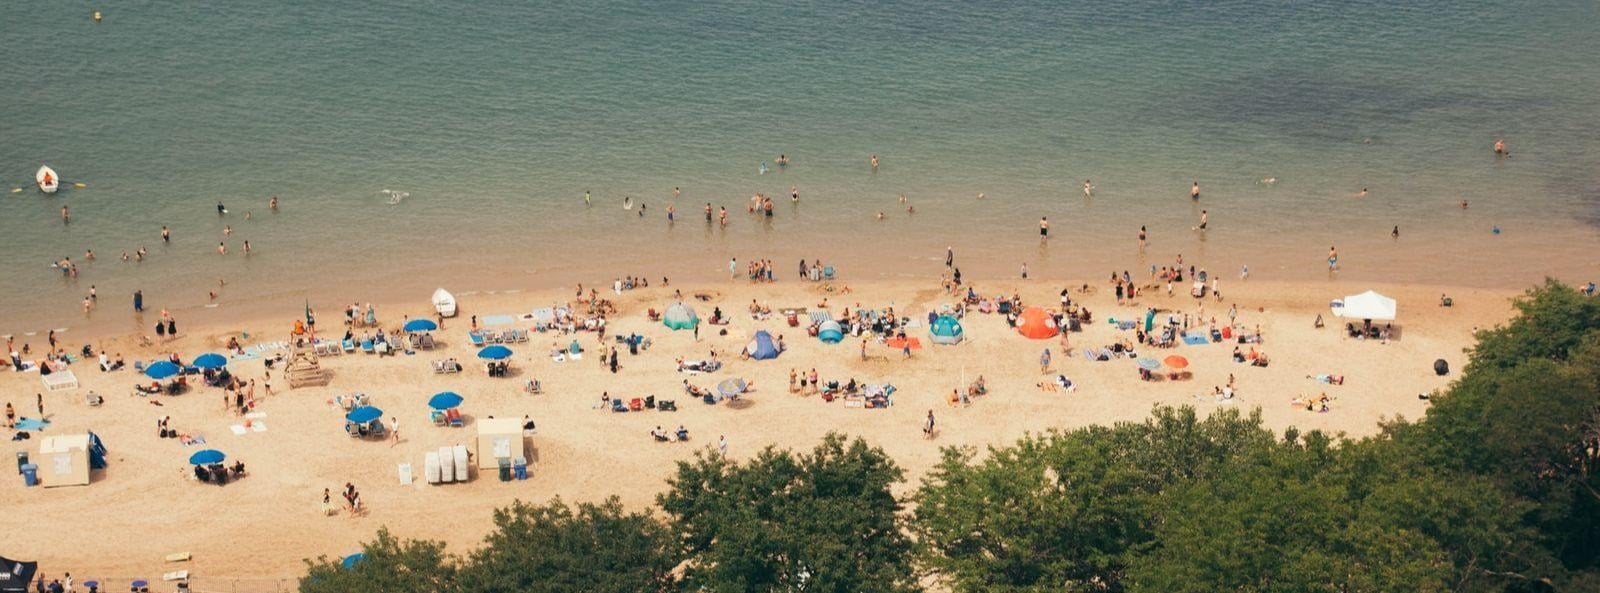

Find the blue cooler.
xmin=21 ymin=463 xmax=38 ymax=487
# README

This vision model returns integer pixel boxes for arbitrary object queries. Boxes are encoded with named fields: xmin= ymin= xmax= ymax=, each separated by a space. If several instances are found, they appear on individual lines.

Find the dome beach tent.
xmin=1016 ymin=307 xmax=1059 ymax=339
xmin=663 ymin=302 xmax=700 ymax=330
xmin=929 ymin=315 xmax=964 ymax=345
xmin=817 ymin=320 xmax=844 ymax=343
xmin=746 ymin=330 xmax=780 ymax=360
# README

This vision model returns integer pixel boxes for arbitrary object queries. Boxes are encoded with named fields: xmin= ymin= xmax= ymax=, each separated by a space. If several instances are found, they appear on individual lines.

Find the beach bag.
xmin=1433 ymin=359 xmax=1449 ymax=376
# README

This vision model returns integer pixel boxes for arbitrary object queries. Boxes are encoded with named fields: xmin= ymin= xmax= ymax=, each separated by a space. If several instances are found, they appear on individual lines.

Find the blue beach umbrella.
xmin=1137 ymin=358 xmax=1162 ymax=371
xmin=478 ymin=345 xmax=512 ymax=360
xmin=402 ymin=319 xmax=438 ymax=333
xmin=145 ymin=360 xmax=180 ymax=380
xmin=427 ymin=392 xmax=464 ymax=410
xmin=188 ymin=449 xmax=226 ymax=465
xmin=193 ymin=353 xmax=228 ymax=369
xmin=346 ymin=406 xmax=383 ymax=424
xmin=341 ymin=553 xmax=366 ymax=569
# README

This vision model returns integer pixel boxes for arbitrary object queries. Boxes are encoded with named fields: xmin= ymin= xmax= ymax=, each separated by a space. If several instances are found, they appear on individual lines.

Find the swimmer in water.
xmin=759 ymin=162 xmax=769 ymax=175
xmin=1040 ymin=216 xmax=1049 ymax=239
xmin=1494 ymin=139 xmax=1507 ymax=156
xmin=623 ymin=196 xmax=633 ymax=210
xmin=673 ymin=187 xmax=680 ymax=200
xmin=61 ymin=205 xmax=70 ymax=223
xmin=1190 ymin=181 xmax=1200 ymax=200
xmin=870 ymin=154 xmax=879 ymax=171
xmin=1138 ymin=225 xmax=1147 ymax=251
xmin=217 ymin=201 xmax=227 ymax=215
xmin=976 ymin=192 xmax=985 ymax=200
xmin=777 ymin=154 xmax=788 ymax=167
xmin=1195 ymin=210 xmax=1208 ymax=231
xmin=584 ymin=190 xmax=591 ymax=206
xmin=1327 ymin=246 xmax=1338 ymax=271
xmin=1260 ymin=177 xmax=1277 ymax=185
xmin=218 ymin=242 xmax=227 ymax=255
xmin=876 ymin=211 xmax=885 ymax=220
xmin=790 ymin=186 xmax=799 ymax=202
xmin=898 ymin=194 xmax=907 ymax=204
xmin=704 ymin=202 xmax=713 ymax=222
xmin=1461 ymin=199 xmax=1469 ymax=209
xmin=1391 ymin=226 xmax=1399 ymax=238
xmin=1357 ymin=188 xmax=1368 ymax=198
xmin=1083 ymin=180 xmax=1094 ymax=198
xmin=666 ymin=204 xmax=675 ymax=222
xmin=270 ymin=196 xmax=279 ymax=210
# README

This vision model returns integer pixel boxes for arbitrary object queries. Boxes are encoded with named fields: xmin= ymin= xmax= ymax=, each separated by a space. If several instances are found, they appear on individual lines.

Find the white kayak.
xmin=432 ymin=288 xmax=458 ymax=318
xmin=36 ymin=165 xmax=59 ymax=194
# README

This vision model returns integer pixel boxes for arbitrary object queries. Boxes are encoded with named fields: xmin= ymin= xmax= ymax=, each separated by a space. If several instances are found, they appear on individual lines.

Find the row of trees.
xmin=303 ymin=281 xmax=1600 ymax=593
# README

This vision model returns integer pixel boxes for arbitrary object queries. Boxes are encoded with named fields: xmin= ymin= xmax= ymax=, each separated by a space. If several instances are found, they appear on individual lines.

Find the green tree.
xmin=300 ymin=528 xmax=457 ymax=593
xmin=456 ymin=497 xmax=680 ymax=593
xmin=913 ymin=407 xmax=1278 ymax=592
xmin=1126 ymin=438 xmax=1454 ymax=593
xmin=659 ymin=432 xmax=917 ymax=593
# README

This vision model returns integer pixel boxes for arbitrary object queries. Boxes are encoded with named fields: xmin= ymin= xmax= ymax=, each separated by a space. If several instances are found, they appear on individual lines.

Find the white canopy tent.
xmin=1333 ymin=290 xmax=1397 ymax=321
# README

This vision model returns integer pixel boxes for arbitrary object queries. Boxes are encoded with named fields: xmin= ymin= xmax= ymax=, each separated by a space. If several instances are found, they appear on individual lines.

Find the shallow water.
xmin=2 ymin=0 xmax=1598 ymax=337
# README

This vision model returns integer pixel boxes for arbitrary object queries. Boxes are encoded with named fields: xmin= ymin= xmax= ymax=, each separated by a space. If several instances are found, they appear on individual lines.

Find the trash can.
xmin=498 ymin=459 xmax=511 ymax=482
xmin=15 ymin=451 xmax=27 ymax=474
xmin=513 ymin=457 xmax=528 ymax=481
xmin=21 ymin=463 xmax=38 ymax=487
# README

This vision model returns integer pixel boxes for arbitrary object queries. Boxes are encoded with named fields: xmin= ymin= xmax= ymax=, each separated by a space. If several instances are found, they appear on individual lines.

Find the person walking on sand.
xmin=860 ymin=338 xmax=868 ymax=361
xmin=729 ymin=257 xmax=738 ymax=280
xmin=1021 ymin=262 xmax=1029 ymax=279
xmin=718 ymin=435 xmax=728 ymax=458
xmin=1039 ymin=348 xmax=1052 ymax=373
xmin=390 ymin=417 xmax=400 ymax=444
xmin=923 ymin=410 xmax=936 ymax=439
xmin=37 ymin=392 xmax=44 ymax=416
xmin=1138 ymin=225 xmax=1147 ymax=251
xmin=945 ymin=246 xmax=954 ymax=268
xmin=1190 ymin=181 xmax=1201 ymax=200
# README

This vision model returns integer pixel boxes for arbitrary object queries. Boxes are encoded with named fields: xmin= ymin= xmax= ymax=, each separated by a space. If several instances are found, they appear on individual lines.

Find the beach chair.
xmin=342 ymin=338 xmax=356 ymax=352
xmin=823 ymin=266 xmax=835 ymax=280
xmin=611 ymin=399 xmax=627 ymax=412
xmin=85 ymin=391 xmax=104 ymax=406
xmin=468 ymin=332 xmax=486 ymax=347
xmin=361 ymin=340 xmax=375 ymax=354
xmin=449 ymin=415 xmax=464 ymax=428
xmin=431 ymin=410 xmax=446 ymax=425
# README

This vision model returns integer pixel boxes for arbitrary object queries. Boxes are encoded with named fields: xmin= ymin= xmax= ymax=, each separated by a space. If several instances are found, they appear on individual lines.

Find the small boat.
xmin=432 ymin=288 xmax=457 ymax=318
xmin=37 ymin=165 xmax=59 ymax=194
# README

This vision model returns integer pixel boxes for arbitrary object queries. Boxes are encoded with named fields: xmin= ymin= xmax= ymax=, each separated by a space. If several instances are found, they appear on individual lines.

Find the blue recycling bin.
xmin=21 ymin=463 xmax=38 ymax=487
xmin=513 ymin=457 xmax=528 ymax=480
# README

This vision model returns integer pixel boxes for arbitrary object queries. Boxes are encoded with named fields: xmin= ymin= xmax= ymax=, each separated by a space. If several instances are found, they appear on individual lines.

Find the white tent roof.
xmin=1333 ymin=290 xmax=1397 ymax=321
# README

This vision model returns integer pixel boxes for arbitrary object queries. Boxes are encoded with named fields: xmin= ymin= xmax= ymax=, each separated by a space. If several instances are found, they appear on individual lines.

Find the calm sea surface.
xmin=2 ymin=1 xmax=1598 ymax=337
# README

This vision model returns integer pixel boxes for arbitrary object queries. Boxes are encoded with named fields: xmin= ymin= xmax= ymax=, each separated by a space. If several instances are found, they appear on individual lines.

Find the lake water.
xmin=2 ymin=0 xmax=1598 ymax=338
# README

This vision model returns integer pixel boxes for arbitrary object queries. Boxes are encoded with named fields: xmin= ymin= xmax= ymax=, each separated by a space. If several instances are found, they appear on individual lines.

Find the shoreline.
xmin=1 ymin=274 xmax=1520 ymax=580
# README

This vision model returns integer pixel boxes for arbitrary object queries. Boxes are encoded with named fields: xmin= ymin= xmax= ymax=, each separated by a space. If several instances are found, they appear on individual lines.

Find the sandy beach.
xmin=0 ymin=274 xmax=1515 ymax=588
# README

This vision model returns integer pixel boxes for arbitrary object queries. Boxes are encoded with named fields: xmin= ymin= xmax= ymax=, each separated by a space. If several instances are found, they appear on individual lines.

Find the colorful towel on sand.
xmin=1182 ymin=334 xmax=1209 ymax=346
xmin=886 ymin=337 xmax=922 ymax=350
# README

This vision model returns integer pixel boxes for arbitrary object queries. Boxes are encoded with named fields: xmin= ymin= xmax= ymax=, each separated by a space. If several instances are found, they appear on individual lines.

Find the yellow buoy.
xmin=93 ymin=11 xmax=102 ymax=23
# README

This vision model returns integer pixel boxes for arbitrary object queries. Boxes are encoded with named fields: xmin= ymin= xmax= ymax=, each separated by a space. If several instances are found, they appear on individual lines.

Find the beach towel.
xmin=251 ymin=421 xmax=268 ymax=432
xmin=183 ymin=435 xmax=206 ymax=446
xmin=885 ymin=337 xmax=922 ymax=350
xmin=229 ymin=425 xmax=248 ymax=436
xmin=1182 ymin=334 xmax=1209 ymax=346
xmin=15 ymin=418 xmax=49 ymax=431
xmin=808 ymin=311 xmax=831 ymax=325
